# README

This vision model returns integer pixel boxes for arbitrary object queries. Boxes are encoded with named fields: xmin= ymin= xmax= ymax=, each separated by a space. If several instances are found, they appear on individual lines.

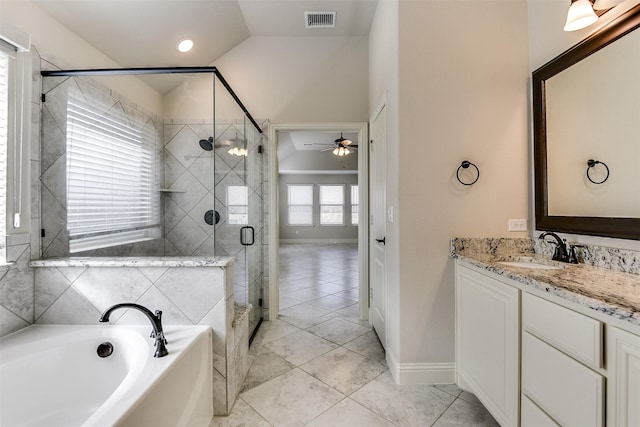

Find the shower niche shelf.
xmin=159 ymin=189 xmax=186 ymax=193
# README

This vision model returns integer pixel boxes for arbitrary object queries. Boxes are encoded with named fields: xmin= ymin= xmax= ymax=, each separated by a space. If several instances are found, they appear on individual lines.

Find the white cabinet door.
xmin=523 ymin=292 xmax=603 ymax=369
xmin=521 ymin=395 xmax=559 ymax=427
xmin=455 ymin=263 xmax=519 ymax=427
xmin=522 ymin=332 xmax=604 ymax=427
xmin=608 ymin=326 xmax=640 ymax=427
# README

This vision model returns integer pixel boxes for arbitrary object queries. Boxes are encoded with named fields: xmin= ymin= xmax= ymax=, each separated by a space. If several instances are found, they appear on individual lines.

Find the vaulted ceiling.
xmin=33 ymin=0 xmax=377 ymax=71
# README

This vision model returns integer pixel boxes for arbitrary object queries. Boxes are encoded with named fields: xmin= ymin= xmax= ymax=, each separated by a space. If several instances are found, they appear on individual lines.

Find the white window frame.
xmin=0 ymin=41 xmax=12 ymax=240
xmin=66 ymin=87 xmax=160 ymax=253
xmin=287 ymin=184 xmax=314 ymax=226
xmin=319 ymin=184 xmax=345 ymax=226
xmin=351 ymin=184 xmax=359 ymax=226
xmin=0 ymin=30 xmax=31 ymax=262
xmin=227 ymin=185 xmax=249 ymax=225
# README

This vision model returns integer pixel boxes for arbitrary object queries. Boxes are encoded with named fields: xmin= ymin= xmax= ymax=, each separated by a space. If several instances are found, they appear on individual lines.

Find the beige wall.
xmin=164 ymin=36 xmax=369 ymax=123
xmin=368 ymin=0 xmax=401 ymax=363
xmin=372 ymin=0 xmax=531 ymax=373
xmin=1 ymin=0 xmax=163 ymax=115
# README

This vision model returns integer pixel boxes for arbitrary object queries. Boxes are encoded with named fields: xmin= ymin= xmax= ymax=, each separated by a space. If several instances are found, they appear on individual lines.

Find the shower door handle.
xmin=240 ymin=226 xmax=255 ymax=246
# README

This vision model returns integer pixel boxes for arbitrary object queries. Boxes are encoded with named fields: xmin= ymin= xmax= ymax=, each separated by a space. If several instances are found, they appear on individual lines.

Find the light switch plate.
xmin=508 ymin=219 xmax=527 ymax=231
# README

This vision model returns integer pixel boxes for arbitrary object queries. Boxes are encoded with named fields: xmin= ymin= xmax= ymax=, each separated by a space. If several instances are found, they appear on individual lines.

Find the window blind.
xmin=288 ymin=184 xmax=313 ymax=225
xmin=227 ymin=185 xmax=248 ymax=225
xmin=66 ymin=87 xmax=160 ymax=252
xmin=351 ymin=185 xmax=359 ymax=226
xmin=0 ymin=43 xmax=13 ymax=237
xmin=319 ymin=185 xmax=344 ymax=226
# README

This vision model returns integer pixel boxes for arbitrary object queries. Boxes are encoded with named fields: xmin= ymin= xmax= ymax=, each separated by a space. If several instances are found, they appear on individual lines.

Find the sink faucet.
xmin=538 ymin=231 xmax=577 ymax=264
xmin=99 ymin=303 xmax=169 ymax=357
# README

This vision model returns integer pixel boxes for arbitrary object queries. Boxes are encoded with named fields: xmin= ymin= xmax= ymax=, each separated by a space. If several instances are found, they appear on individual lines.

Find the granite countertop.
xmin=29 ymin=256 xmax=235 ymax=268
xmin=451 ymin=238 xmax=640 ymax=329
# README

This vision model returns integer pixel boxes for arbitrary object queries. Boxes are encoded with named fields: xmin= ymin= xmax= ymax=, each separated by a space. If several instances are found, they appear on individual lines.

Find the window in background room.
xmin=288 ymin=184 xmax=313 ymax=225
xmin=319 ymin=184 xmax=344 ymax=226
xmin=227 ymin=185 xmax=248 ymax=225
xmin=66 ymin=87 xmax=161 ymax=253
xmin=351 ymin=185 xmax=359 ymax=226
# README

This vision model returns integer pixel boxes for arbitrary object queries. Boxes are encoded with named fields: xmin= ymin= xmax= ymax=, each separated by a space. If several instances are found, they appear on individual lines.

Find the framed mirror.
xmin=533 ymin=4 xmax=640 ymax=240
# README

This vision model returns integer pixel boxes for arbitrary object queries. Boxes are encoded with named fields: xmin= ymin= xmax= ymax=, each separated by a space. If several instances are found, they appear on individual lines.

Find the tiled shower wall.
xmin=0 ymin=234 xmax=33 ymax=337
xmin=164 ymin=119 xmax=268 ymax=320
xmin=38 ymin=73 xmax=269 ymax=317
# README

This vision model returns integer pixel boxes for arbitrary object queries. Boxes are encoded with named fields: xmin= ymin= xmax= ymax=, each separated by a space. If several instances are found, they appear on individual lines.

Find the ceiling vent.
xmin=305 ymin=12 xmax=336 ymax=28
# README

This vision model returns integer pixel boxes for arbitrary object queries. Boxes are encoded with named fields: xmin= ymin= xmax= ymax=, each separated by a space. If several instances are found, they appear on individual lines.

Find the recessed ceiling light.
xmin=177 ymin=39 xmax=193 ymax=53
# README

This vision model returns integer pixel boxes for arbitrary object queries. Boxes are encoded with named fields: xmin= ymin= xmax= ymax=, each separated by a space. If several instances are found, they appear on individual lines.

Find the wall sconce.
xmin=564 ymin=0 xmax=598 ymax=31
xmin=564 ymin=0 xmax=624 ymax=31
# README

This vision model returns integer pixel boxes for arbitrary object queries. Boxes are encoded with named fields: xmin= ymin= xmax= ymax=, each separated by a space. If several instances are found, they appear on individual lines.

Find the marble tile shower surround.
xmin=39 ymin=71 xmax=267 ymax=259
xmin=30 ymin=258 xmax=250 ymax=415
xmin=38 ymin=65 xmax=269 ymax=328
xmin=451 ymin=237 xmax=640 ymax=275
xmin=0 ymin=234 xmax=33 ymax=337
xmin=163 ymin=119 xmax=267 ymax=304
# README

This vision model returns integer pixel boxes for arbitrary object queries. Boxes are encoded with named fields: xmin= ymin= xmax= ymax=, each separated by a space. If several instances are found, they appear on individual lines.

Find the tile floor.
xmin=210 ymin=244 xmax=498 ymax=427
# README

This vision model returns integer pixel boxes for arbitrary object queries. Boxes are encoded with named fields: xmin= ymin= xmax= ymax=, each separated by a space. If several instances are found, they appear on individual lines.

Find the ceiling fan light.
xmin=564 ymin=0 xmax=598 ymax=31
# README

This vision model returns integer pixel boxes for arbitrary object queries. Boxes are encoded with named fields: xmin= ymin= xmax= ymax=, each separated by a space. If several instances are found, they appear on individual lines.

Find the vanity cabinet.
xmin=455 ymin=264 xmax=520 ymax=427
xmin=522 ymin=332 xmax=604 ymax=427
xmin=607 ymin=326 xmax=640 ymax=427
xmin=522 ymin=293 xmax=604 ymax=427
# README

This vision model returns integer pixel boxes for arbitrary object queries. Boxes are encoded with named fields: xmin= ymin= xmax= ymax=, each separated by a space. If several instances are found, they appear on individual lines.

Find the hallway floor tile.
xmin=211 ymin=244 xmax=498 ymax=427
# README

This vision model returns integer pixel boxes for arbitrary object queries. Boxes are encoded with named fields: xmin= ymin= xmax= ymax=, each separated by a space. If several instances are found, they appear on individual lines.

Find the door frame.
xmin=267 ymin=122 xmax=369 ymax=321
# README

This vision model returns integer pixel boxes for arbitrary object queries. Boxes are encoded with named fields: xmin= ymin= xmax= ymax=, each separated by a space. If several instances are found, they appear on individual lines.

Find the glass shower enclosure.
xmin=39 ymin=67 xmax=265 ymax=339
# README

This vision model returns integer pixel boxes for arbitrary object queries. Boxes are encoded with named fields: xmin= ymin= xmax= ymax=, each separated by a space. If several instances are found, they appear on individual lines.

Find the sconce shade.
xmin=564 ymin=0 xmax=598 ymax=31
xmin=593 ymin=0 xmax=624 ymax=10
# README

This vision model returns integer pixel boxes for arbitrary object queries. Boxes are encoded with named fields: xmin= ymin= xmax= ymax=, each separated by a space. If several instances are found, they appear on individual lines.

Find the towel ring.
xmin=586 ymin=159 xmax=609 ymax=184
xmin=456 ymin=160 xmax=480 ymax=186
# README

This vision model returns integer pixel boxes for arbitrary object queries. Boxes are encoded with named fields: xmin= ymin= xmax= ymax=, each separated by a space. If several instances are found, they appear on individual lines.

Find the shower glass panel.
xmin=213 ymin=76 xmax=264 ymax=337
xmin=40 ymin=68 xmax=264 ymax=338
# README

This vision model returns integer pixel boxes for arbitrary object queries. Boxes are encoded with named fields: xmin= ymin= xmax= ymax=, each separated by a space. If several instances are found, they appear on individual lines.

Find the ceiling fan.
xmin=319 ymin=133 xmax=358 ymax=156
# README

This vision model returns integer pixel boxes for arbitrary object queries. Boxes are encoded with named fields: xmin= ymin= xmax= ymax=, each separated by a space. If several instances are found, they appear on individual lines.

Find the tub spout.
xmin=99 ymin=303 xmax=169 ymax=358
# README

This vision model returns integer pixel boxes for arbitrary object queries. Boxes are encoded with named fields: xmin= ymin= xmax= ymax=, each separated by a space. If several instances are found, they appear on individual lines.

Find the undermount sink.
xmin=497 ymin=257 xmax=566 ymax=270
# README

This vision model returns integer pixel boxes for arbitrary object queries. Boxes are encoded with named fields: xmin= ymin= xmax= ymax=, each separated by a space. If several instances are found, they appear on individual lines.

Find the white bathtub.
xmin=0 ymin=325 xmax=213 ymax=427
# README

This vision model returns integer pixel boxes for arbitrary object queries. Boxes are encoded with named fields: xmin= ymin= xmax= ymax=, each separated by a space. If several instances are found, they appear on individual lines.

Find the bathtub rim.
xmin=0 ymin=324 xmax=213 ymax=427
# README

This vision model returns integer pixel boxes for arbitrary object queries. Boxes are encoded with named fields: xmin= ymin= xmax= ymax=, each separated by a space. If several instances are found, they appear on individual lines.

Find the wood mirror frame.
xmin=533 ymin=4 xmax=640 ymax=240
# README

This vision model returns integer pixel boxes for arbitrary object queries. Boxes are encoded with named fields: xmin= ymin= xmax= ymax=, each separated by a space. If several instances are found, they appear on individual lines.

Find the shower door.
xmin=214 ymin=115 xmax=264 ymax=339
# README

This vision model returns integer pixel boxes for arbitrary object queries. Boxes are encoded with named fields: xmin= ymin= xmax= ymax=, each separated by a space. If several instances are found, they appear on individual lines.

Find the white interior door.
xmin=369 ymin=105 xmax=387 ymax=349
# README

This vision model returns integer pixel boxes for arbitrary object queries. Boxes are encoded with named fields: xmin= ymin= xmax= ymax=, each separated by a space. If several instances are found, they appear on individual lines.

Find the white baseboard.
xmin=279 ymin=239 xmax=358 ymax=244
xmin=387 ymin=349 xmax=456 ymax=385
